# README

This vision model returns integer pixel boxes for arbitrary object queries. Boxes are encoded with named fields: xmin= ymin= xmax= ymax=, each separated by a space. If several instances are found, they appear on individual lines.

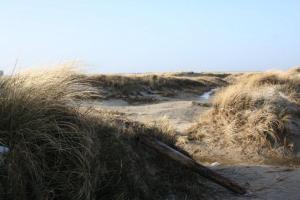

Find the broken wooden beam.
xmin=138 ymin=135 xmax=247 ymax=195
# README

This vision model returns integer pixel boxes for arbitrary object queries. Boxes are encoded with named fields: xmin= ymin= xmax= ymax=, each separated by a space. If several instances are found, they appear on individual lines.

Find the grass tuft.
xmin=0 ymin=67 xmax=95 ymax=199
xmin=189 ymin=68 xmax=300 ymax=164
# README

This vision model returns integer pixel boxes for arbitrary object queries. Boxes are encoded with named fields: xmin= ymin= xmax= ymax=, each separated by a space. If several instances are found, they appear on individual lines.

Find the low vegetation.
xmin=0 ymin=67 xmax=224 ymax=200
xmin=80 ymin=73 xmax=228 ymax=103
xmin=169 ymin=71 xmax=230 ymax=78
xmin=189 ymin=68 xmax=300 ymax=164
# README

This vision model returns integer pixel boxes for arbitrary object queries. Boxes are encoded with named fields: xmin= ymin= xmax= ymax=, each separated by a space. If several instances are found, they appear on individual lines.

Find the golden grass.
xmin=0 ymin=67 xmax=95 ymax=199
xmin=189 ymin=67 xmax=300 ymax=164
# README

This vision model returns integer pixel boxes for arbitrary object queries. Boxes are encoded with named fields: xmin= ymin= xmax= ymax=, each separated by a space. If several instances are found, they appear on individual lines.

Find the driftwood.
xmin=138 ymin=135 xmax=246 ymax=195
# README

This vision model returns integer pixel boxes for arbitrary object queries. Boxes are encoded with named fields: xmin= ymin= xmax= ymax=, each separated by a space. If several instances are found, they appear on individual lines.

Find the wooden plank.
xmin=138 ymin=135 xmax=247 ymax=195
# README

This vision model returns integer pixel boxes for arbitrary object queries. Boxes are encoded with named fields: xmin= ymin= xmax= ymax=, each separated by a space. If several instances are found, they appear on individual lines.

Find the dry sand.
xmin=87 ymin=91 xmax=300 ymax=200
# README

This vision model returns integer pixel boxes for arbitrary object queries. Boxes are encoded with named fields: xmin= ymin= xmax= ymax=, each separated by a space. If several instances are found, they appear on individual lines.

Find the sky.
xmin=0 ymin=0 xmax=299 ymax=73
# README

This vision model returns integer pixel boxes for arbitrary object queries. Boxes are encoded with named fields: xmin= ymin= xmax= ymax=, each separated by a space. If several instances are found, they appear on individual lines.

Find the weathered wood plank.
xmin=138 ymin=135 xmax=246 ymax=195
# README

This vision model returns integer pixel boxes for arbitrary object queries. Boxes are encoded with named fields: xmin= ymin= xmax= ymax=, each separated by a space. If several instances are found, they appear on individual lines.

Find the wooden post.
xmin=138 ymin=135 xmax=246 ymax=195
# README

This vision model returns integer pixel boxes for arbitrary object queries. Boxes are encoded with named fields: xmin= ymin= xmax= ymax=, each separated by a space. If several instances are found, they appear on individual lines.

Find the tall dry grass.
xmin=0 ymin=67 xmax=95 ymax=199
xmin=189 ymin=67 xmax=300 ymax=164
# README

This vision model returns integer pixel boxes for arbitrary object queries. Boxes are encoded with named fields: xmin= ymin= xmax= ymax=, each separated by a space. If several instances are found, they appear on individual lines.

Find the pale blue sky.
xmin=0 ymin=0 xmax=299 ymax=73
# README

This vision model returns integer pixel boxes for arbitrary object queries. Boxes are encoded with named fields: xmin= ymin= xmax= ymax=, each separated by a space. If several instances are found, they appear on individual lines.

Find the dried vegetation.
xmin=189 ymin=68 xmax=300 ymax=164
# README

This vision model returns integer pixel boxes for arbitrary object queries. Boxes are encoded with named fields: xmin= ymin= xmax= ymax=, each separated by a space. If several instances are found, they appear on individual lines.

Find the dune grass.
xmin=80 ymin=73 xmax=226 ymax=103
xmin=0 ymin=68 xmax=95 ymax=199
xmin=189 ymin=67 xmax=300 ymax=164
xmin=0 ymin=67 xmax=222 ymax=200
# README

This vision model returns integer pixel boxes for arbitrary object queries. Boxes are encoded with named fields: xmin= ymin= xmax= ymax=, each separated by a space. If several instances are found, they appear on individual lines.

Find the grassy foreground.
xmin=0 ymin=67 xmax=221 ymax=200
xmin=189 ymin=68 xmax=300 ymax=164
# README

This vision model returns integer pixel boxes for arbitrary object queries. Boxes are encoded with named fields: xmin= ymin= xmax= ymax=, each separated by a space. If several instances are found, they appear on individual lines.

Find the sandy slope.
xmin=90 ymin=94 xmax=300 ymax=200
xmin=90 ymin=99 xmax=208 ymax=132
